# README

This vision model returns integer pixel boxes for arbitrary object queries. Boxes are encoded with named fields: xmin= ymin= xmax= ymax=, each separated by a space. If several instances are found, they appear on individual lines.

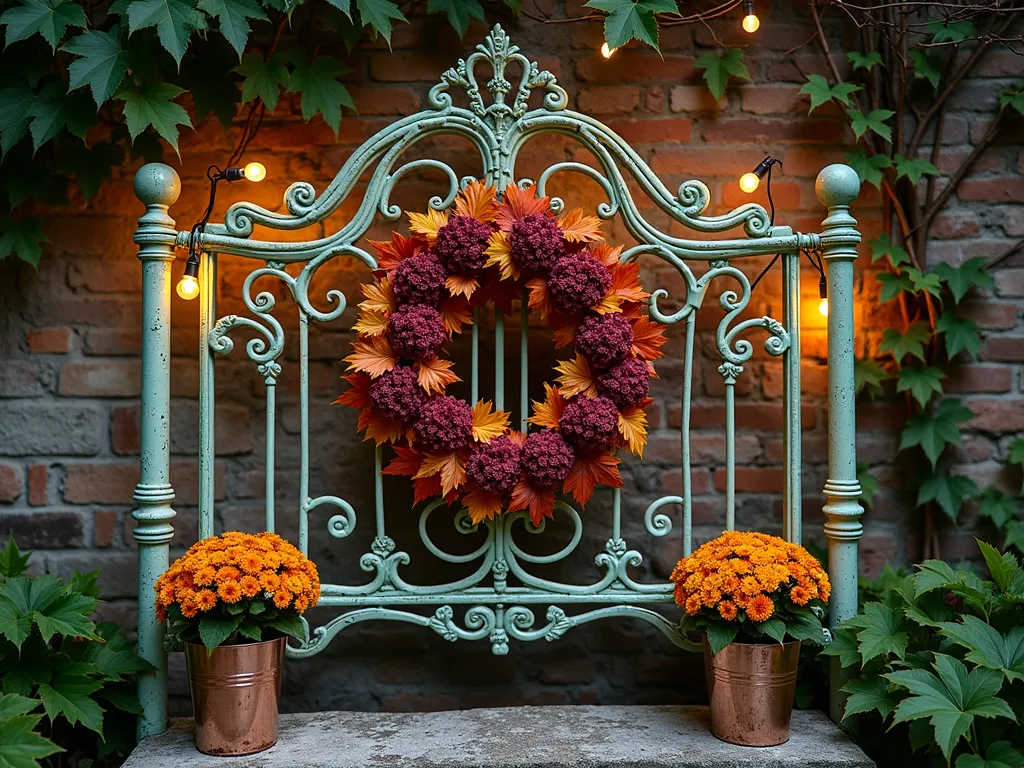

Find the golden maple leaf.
xmin=471 ymin=400 xmax=510 ymax=443
xmin=440 ymin=295 xmax=473 ymax=336
xmin=592 ymin=291 xmax=625 ymax=315
xmin=484 ymin=230 xmax=517 ymax=281
xmin=454 ymin=180 xmax=498 ymax=223
xmin=407 ymin=208 xmax=449 ymax=244
xmin=414 ymin=451 xmax=466 ymax=496
xmin=445 ymin=274 xmax=480 ymax=300
xmin=557 ymin=208 xmax=604 ymax=243
xmin=528 ymin=383 xmax=565 ymax=430
xmin=353 ymin=309 xmax=388 ymax=337
xmin=344 ymin=337 xmax=397 ymax=378
xmin=359 ymin=278 xmax=396 ymax=315
xmin=592 ymin=243 xmax=623 ymax=268
xmin=415 ymin=357 xmax=460 ymax=395
xmin=555 ymin=354 xmax=598 ymax=398
xmin=464 ymin=488 xmax=504 ymax=524
xmin=617 ymin=406 xmax=649 ymax=457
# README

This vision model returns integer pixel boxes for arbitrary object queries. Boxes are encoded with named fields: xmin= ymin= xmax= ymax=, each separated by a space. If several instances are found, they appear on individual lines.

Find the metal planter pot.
xmin=185 ymin=637 xmax=286 ymax=756
xmin=702 ymin=635 xmax=801 ymax=747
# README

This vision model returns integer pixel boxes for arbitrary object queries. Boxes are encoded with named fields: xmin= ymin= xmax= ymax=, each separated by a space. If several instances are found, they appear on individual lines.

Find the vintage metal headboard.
xmin=130 ymin=25 xmax=864 ymax=737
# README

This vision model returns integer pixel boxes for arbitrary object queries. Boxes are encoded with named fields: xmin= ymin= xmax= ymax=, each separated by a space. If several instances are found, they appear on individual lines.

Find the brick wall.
xmin=0 ymin=5 xmax=1021 ymax=713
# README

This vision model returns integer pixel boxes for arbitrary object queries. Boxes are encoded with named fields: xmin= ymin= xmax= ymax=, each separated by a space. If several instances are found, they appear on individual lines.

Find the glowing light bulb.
xmin=739 ymin=172 xmax=760 ymax=193
xmin=600 ymin=42 xmax=616 ymax=59
xmin=243 ymin=162 xmax=266 ymax=182
xmin=818 ymin=298 xmax=829 ymax=317
xmin=742 ymin=13 xmax=760 ymax=33
xmin=176 ymin=274 xmax=200 ymax=300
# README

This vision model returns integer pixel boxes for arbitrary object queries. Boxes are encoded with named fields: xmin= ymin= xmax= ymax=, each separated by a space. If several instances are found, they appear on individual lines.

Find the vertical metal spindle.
xmin=471 ymin=308 xmax=479 ymax=405
xmin=681 ymin=316 xmax=695 ymax=556
xmin=520 ymin=290 xmax=528 ymax=431
xmin=494 ymin=309 xmax=505 ymax=410
xmin=198 ymin=251 xmax=216 ymax=539
xmin=298 ymin=312 xmax=310 ymax=553
xmin=782 ymin=253 xmax=803 ymax=544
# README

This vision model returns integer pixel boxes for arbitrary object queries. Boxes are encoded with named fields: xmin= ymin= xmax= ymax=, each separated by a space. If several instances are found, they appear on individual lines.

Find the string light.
xmin=818 ymin=273 xmax=829 ymax=317
xmin=739 ymin=156 xmax=778 ymax=194
xmin=600 ymin=41 xmax=616 ymax=59
xmin=177 ymin=161 xmax=268 ymax=301
xmin=741 ymin=0 xmax=759 ymax=33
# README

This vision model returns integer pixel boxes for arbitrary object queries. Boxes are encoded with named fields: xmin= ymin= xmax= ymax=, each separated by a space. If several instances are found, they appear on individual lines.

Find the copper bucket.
xmin=185 ymin=637 xmax=286 ymax=756
xmin=702 ymin=635 xmax=801 ymax=746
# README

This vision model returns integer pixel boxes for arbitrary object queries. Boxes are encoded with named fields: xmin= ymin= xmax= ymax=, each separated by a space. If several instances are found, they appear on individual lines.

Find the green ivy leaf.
xmin=1001 ymin=85 xmax=1024 ymax=117
xmin=976 ymin=540 xmax=1019 ymax=593
xmin=355 ymin=0 xmax=406 ymax=43
xmin=845 ymin=602 xmax=911 ymax=663
xmin=855 ymin=358 xmax=888 ymax=397
xmin=905 ymin=267 xmax=943 ymax=298
xmin=25 ymin=82 xmax=66 ymax=152
xmin=977 ymin=488 xmax=1019 ymax=529
xmin=917 ymin=473 xmax=979 ymax=521
xmin=933 ymin=256 xmax=994 ymax=303
xmin=957 ymin=741 xmax=1024 ymax=768
xmin=880 ymin=321 xmax=931 ymax=363
xmin=62 ymin=26 xmax=130 ymax=109
xmin=0 ymin=217 xmax=47 ymax=267
xmin=0 ymin=701 xmax=62 ymax=767
xmin=287 ymin=52 xmax=354 ymax=136
xmin=847 ymin=51 xmax=882 ymax=71
xmin=858 ymin=462 xmax=880 ymax=508
xmin=798 ymin=74 xmax=861 ymax=114
xmin=899 ymin=399 xmax=973 ymax=468
xmin=935 ymin=312 xmax=981 ymax=360
xmin=869 ymin=234 xmax=910 ymax=268
xmin=692 ymin=48 xmax=750 ymax=102
xmin=234 ymin=51 xmax=289 ymax=112
xmin=82 ymin=642 xmax=154 ymax=680
xmin=197 ymin=0 xmax=265 ymax=57
xmin=912 ymin=51 xmax=942 ymax=91
xmin=929 ymin=20 xmax=974 ymax=44
xmin=894 ymin=153 xmax=941 ymax=185
xmin=897 ymin=363 xmax=944 ymax=404
xmin=37 ymin=674 xmax=103 ymax=734
xmin=324 ymin=0 xmax=352 ymax=18
xmin=426 ymin=0 xmax=483 ymax=38
xmin=0 ymin=0 xmax=87 ymax=51
xmin=847 ymin=108 xmax=894 ymax=142
xmin=0 ymin=574 xmax=98 ymax=644
xmin=126 ymin=0 xmax=204 ymax=66
xmin=887 ymin=655 xmax=1016 ymax=762
xmin=115 ymin=81 xmax=192 ymax=155
xmin=586 ymin=0 xmax=675 ymax=50
xmin=841 ymin=676 xmax=897 ymax=719
xmin=845 ymin=148 xmax=892 ymax=189
xmin=58 ymin=140 xmax=124 ymax=201
xmin=0 ymin=84 xmax=34 ymax=155
xmin=0 ymin=597 xmax=30 ymax=650
xmin=0 ymin=539 xmax=30 ymax=579
xmin=185 ymin=48 xmax=241 ymax=126
xmin=1009 ymin=439 xmax=1024 ymax=494
xmin=876 ymin=271 xmax=913 ymax=302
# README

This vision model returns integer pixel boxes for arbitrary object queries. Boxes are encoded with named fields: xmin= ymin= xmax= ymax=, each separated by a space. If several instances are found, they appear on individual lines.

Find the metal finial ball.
xmin=815 ymin=164 xmax=861 ymax=208
xmin=134 ymin=163 xmax=181 ymax=208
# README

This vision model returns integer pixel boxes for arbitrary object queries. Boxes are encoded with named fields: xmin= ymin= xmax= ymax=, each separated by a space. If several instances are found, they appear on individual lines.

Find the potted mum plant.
xmin=670 ymin=531 xmax=830 ymax=747
xmin=155 ymin=531 xmax=320 ymax=756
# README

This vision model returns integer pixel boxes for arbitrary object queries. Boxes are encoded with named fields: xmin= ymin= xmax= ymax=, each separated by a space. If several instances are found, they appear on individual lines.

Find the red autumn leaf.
xmin=415 ymin=357 xmax=460 ymax=395
xmin=455 ymin=180 xmax=498 ymax=223
xmin=464 ymin=487 xmax=504 ymax=524
xmin=549 ymin=314 xmax=578 ymax=349
xmin=357 ymin=408 xmax=403 ymax=446
xmin=631 ymin=315 xmax=667 ymax=361
xmin=563 ymin=450 xmax=622 ymax=505
xmin=526 ymin=278 xmax=555 ymax=319
xmin=528 ymin=383 xmax=565 ymax=430
xmin=440 ymin=295 xmax=473 ymax=336
xmin=369 ymin=233 xmax=419 ymax=273
xmin=382 ymin=446 xmax=425 ymax=477
xmin=609 ymin=262 xmax=650 ymax=303
xmin=507 ymin=476 xmax=557 ymax=526
xmin=344 ymin=336 xmax=397 ymax=378
xmin=558 ymin=208 xmax=604 ymax=244
xmin=412 ymin=474 xmax=443 ymax=505
xmin=495 ymin=183 xmax=550 ymax=231
xmin=473 ymin=270 xmax=520 ymax=315
xmin=332 ymin=372 xmax=371 ymax=409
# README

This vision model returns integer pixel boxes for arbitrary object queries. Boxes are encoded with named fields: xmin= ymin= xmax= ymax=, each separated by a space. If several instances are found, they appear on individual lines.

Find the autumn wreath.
xmin=334 ymin=182 xmax=667 ymax=526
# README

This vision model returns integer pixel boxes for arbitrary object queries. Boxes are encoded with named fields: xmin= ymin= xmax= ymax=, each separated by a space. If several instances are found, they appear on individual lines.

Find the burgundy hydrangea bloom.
xmin=433 ymin=215 xmax=493 ymax=274
xmin=414 ymin=395 xmax=474 ymax=452
xmin=597 ymin=357 xmax=651 ymax=409
xmin=391 ymin=253 xmax=447 ymax=306
xmin=521 ymin=429 xmax=575 ymax=488
xmin=576 ymin=313 xmax=634 ymax=371
xmin=558 ymin=396 xmax=620 ymax=447
xmin=369 ymin=366 xmax=425 ymax=423
xmin=386 ymin=304 xmax=445 ymax=360
xmin=465 ymin=435 xmax=522 ymax=495
xmin=509 ymin=214 xmax=565 ymax=274
xmin=547 ymin=252 xmax=612 ymax=314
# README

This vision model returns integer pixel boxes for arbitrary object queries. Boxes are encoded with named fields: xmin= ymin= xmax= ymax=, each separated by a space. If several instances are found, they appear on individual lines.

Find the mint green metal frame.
xmin=131 ymin=26 xmax=864 ymax=738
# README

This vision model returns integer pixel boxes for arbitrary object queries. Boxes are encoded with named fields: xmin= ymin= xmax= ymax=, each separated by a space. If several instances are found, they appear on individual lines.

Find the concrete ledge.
xmin=124 ymin=705 xmax=874 ymax=767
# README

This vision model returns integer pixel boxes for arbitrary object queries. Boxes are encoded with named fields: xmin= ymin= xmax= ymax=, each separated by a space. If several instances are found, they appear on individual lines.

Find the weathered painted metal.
xmin=131 ymin=25 xmax=863 ymax=737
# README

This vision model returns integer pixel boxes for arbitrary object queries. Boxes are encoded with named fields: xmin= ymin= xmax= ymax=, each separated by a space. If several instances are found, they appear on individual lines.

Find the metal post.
xmin=132 ymin=163 xmax=180 ymax=739
xmin=815 ymin=164 xmax=864 ymax=723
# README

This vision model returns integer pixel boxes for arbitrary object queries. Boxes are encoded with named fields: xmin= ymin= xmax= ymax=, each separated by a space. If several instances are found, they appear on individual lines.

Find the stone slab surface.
xmin=123 ymin=705 xmax=874 ymax=768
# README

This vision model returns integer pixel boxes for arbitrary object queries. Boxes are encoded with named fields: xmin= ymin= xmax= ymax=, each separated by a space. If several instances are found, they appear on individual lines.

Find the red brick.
xmin=994 ymin=269 xmax=1024 ymax=298
xmin=721 ymin=181 xmax=803 ymax=211
xmin=962 ymin=302 xmax=1018 ymax=330
xmin=644 ymin=86 xmax=664 ymax=113
xmin=25 ymin=328 xmax=73 ymax=354
xmin=63 ymin=462 xmax=226 ymax=505
xmin=347 ymin=87 xmax=420 ymax=115
xmin=781 ymin=148 xmax=847 ymax=178
xmin=700 ymin=118 xmax=847 ymax=145
xmin=946 ymin=366 xmax=1014 ymax=394
xmin=94 ymin=510 xmax=117 ymax=547
xmin=58 ymin=361 xmax=141 ymax=397
xmin=577 ymin=86 xmax=640 ymax=116
xmin=669 ymin=85 xmax=726 ymax=113
xmin=740 ymin=85 xmax=805 ymax=115
xmin=111 ymin=406 xmax=139 ymax=455
xmin=957 ymin=178 xmax=1024 ymax=203
xmin=605 ymin=117 xmax=691 ymax=145
xmin=967 ymin=399 xmax=1024 ymax=433
xmin=370 ymin=53 xmax=458 ymax=82
xmin=83 ymin=329 xmax=142 ymax=356
xmin=650 ymin=147 xmax=767 ymax=178
xmin=931 ymin=214 xmax=981 ymax=240
xmin=576 ymin=54 xmax=694 ymax=84
xmin=0 ymin=464 xmax=21 ymax=504
xmin=713 ymin=466 xmax=784 ymax=493
xmin=27 ymin=465 xmax=47 ymax=506
xmin=660 ymin=468 xmax=711 ymax=496
xmin=980 ymin=336 xmax=1024 ymax=361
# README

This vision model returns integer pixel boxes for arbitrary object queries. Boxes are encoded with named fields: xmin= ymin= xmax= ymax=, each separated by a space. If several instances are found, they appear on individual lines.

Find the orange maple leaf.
xmin=414 ymin=450 xmax=466 ymax=496
xmin=454 ymin=180 xmax=498 ymax=223
xmin=445 ymin=274 xmax=480 ymax=300
xmin=369 ymin=233 xmax=419 ymax=273
xmin=558 ymin=209 xmax=604 ymax=244
xmin=508 ymin=477 xmax=557 ymax=526
xmin=592 ymin=292 xmax=625 ymax=315
xmin=332 ymin=372 xmax=372 ymax=409
xmin=471 ymin=400 xmax=510 ymax=443
xmin=483 ymin=230 xmax=517 ymax=281
xmin=555 ymin=354 xmax=598 ymax=398
xmin=415 ymin=357 xmax=460 ymax=395
xmin=412 ymin=474 xmax=443 ymax=505
xmin=357 ymin=408 xmax=403 ymax=445
xmin=526 ymin=278 xmax=556 ymax=319
xmin=563 ymin=450 xmax=622 ymax=505
xmin=617 ymin=406 xmax=649 ymax=457
xmin=359 ymin=279 xmax=396 ymax=315
xmin=382 ymin=446 xmax=424 ymax=477
xmin=609 ymin=261 xmax=650 ymax=303
xmin=353 ymin=309 xmax=388 ymax=337
xmin=631 ymin=315 xmax=667 ymax=361
xmin=549 ymin=314 xmax=578 ymax=349
xmin=528 ymin=383 xmax=565 ymax=430
xmin=506 ymin=430 xmax=527 ymax=447
xmin=464 ymin=488 xmax=504 ymax=524
xmin=474 ymin=271 xmax=521 ymax=315
xmin=407 ymin=209 xmax=449 ymax=244
xmin=592 ymin=243 xmax=623 ymax=268
xmin=495 ymin=183 xmax=551 ymax=231
xmin=440 ymin=295 xmax=473 ymax=336
xmin=344 ymin=336 xmax=397 ymax=378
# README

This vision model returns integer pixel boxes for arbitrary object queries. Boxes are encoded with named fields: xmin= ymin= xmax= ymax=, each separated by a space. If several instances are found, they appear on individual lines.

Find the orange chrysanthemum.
xmin=746 ymin=594 xmax=775 ymax=622
xmin=790 ymin=585 xmax=811 ymax=606
xmin=239 ymin=575 xmax=261 ymax=598
xmin=218 ymin=580 xmax=242 ymax=604
xmin=273 ymin=589 xmax=293 ymax=609
xmin=195 ymin=589 xmax=217 ymax=611
xmin=718 ymin=601 xmax=738 ymax=621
